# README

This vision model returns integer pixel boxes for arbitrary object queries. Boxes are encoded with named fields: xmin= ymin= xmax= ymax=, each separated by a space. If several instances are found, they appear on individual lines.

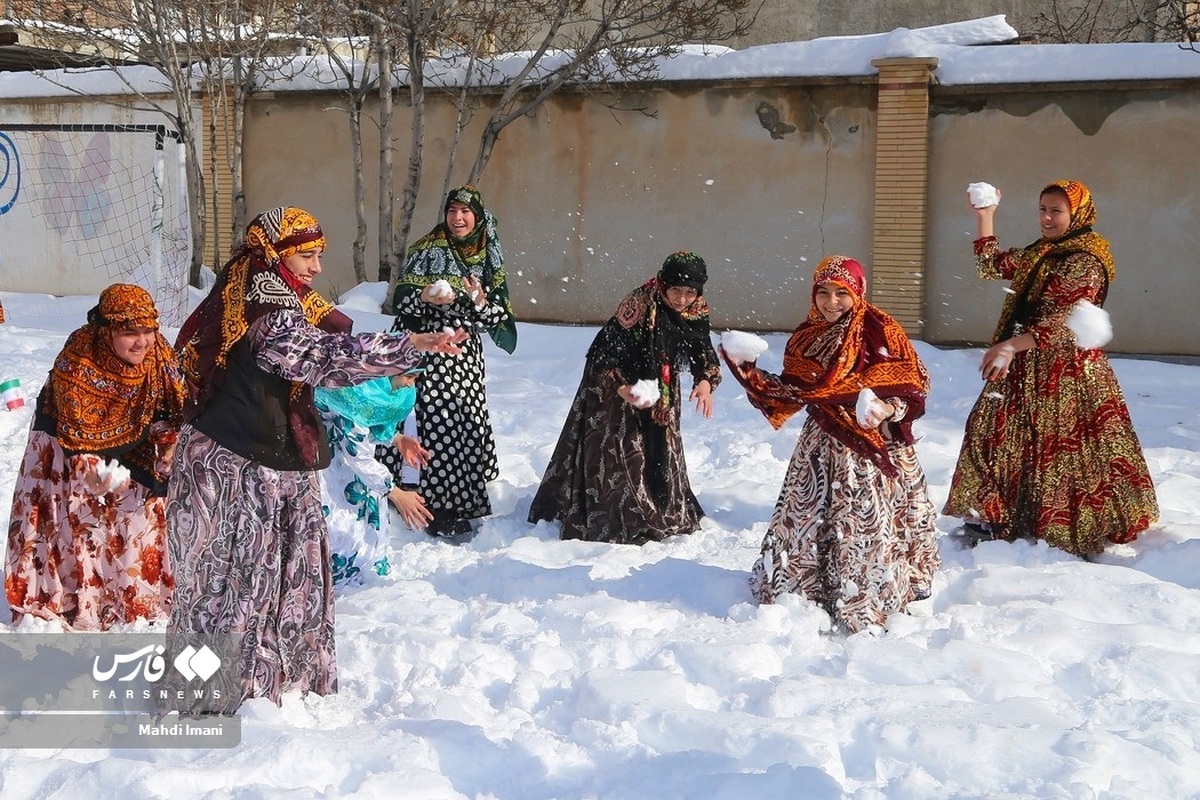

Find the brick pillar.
xmin=202 ymin=86 xmax=235 ymax=270
xmin=870 ymin=57 xmax=937 ymax=337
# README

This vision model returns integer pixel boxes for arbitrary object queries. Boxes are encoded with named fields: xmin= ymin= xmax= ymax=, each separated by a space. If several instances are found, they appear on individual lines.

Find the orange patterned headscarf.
xmin=176 ymin=207 xmax=350 ymax=412
xmin=726 ymin=257 xmax=929 ymax=476
xmin=175 ymin=207 xmax=352 ymax=463
xmin=45 ymin=284 xmax=183 ymax=456
xmin=993 ymin=178 xmax=1115 ymax=342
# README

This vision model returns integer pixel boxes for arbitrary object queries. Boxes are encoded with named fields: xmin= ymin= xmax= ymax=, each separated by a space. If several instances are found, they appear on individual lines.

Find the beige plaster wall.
xmin=925 ymin=87 xmax=1200 ymax=355
xmin=242 ymin=82 xmax=877 ymax=332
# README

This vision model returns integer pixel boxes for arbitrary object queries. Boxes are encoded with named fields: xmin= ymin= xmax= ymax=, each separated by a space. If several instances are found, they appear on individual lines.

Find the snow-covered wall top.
xmin=2 ymin=14 xmax=1200 ymax=99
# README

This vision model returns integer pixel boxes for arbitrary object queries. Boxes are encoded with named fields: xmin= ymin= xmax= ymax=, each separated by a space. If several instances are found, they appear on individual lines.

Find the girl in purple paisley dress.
xmin=167 ymin=207 xmax=464 ymax=713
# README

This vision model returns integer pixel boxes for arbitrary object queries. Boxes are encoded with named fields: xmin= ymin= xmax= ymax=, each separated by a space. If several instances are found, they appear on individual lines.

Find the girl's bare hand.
xmin=409 ymin=329 xmax=468 ymax=355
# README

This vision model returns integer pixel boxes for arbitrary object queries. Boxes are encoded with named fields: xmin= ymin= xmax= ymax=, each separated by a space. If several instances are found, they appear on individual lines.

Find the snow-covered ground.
xmin=1 ymin=282 xmax=1198 ymax=798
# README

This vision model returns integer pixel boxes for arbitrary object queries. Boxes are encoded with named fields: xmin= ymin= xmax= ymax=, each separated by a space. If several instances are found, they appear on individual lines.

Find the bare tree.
xmin=379 ymin=0 xmax=758 ymax=306
xmin=303 ymin=1 xmax=388 ymax=283
xmin=460 ymin=0 xmax=758 ymax=182
xmin=1028 ymin=0 xmax=1200 ymax=44
xmin=12 ymin=1 xmax=305 ymax=284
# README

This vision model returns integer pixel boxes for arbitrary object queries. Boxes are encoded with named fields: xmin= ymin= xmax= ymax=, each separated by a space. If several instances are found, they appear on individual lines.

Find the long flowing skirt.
xmin=943 ymin=346 xmax=1158 ymax=556
xmin=750 ymin=418 xmax=940 ymax=633
xmin=528 ymin=362 xmax=703 ymax=544
xmin=165 ymin=425 xmax=336 ymax=712
xmin=5 ymin=428 xmax=172 ymax=630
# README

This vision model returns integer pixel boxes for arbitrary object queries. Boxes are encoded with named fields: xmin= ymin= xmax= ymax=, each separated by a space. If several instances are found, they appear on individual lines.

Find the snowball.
xmin=967 ymin=181 xmax=1000 ymax=209
xmin=629 ymin=379 xmax=661 ymax=405
xmin=855 ymin=387 xmax=879 ymax=428
xmin=1066 ymin=300 xmax=1113 ymax=349
xmin=720 ymin=330 xmax=769 ymax=364
xmin=429 ymin=279 xmax=455 ymax=302
xmin=94 ymin=459 xmax=131 ymax=493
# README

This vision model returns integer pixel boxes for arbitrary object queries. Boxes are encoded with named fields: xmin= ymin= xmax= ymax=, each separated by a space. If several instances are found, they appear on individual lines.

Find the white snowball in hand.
xmin=94 ymin=459 xmax=131 ymax=492
xmin=720 ymin=330 xmax=769 ymax=364
xmin=630 ymin=379 xmax=661 ymax=405
xmin=855 ymin=387 xmax=879 ymax=427
xmin=430 ymin=279 xmax=455 ymax=301
xmin=968 ymin=181 xmax=1000 ymax=209
xmin=1066 ymin=300 xmax=1113 ymax=349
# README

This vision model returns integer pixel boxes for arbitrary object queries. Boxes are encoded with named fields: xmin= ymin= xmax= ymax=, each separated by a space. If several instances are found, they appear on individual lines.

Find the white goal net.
xmin=0 ymin=123 xmax=191 ymax=329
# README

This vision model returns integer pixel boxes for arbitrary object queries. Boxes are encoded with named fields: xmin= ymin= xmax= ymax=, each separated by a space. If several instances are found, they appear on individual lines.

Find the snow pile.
xmin=0 ymin=290 xmax=1198 ymax=798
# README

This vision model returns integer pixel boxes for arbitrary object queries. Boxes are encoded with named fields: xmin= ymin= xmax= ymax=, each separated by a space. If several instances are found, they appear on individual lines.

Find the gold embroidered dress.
xmin=943 ymin=180 xmax=1158 ymax=556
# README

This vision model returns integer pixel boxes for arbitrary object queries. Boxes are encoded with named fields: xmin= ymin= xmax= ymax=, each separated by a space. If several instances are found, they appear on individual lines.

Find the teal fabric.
xmin=314 ymin=377 xmax=417 ymax=445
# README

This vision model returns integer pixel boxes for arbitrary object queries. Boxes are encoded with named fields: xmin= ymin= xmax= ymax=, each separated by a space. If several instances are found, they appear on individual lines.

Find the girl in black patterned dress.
xmin=528 ymin=252 xmax=720 ymax=545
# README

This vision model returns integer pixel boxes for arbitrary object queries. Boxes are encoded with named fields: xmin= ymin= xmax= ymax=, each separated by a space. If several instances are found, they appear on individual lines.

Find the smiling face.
xmin=663 ymin=284 xmax=700 ymax=312
xmin=814 ymin=281 xmax=856 ymax=322
xmin=445 ymin=202 xmax=478 ymax=238
xmin=281 ymin=248 xmax=323 ymax=285
xmin=1038 ymin=188 xmax=1072 ymax=240
xmin=110 ymin=325 xmax=157 ymax=366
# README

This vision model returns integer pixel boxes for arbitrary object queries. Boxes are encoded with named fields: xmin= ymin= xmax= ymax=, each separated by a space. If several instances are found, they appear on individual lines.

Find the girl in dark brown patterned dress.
xmin=528 ymin=252 xmax=720 ymax=545
xmin=723 ymin=256 xmax=940 ymax=634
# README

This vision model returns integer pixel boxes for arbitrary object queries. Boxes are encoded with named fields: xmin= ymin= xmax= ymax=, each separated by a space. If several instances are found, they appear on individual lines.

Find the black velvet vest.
xmin=190 ymin=338 xmax=331 ymax=471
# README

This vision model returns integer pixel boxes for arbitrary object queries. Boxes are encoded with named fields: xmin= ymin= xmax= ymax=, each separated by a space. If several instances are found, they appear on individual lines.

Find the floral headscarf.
xmin=726 ymin=256 xmax=929 ymax=476
xmin=395 ymin=185 xmax=517 ymax=353
xmin=591 ymin=252 xmax=717 ymax=426
xmin=992 ymin=178 xmax=1115 ymax=342
xmin=43 ymin=284 xmax=183 ymax=481
xmin=175 ymin=207 xmax=352 ymax=463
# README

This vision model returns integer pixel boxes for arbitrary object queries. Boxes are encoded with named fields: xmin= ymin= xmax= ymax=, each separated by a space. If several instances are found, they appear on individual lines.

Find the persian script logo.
xmin=92 ymin=644 xmax=222 ymax=684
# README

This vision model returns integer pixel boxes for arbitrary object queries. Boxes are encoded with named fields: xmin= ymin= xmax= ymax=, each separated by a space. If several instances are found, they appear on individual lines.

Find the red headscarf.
xmin=726 ymin=256 xmax=929 ymax=476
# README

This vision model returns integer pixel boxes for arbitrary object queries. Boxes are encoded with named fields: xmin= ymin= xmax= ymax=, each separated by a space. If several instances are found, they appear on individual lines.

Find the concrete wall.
xmin=6 ymin=63 xmax=1199 ymax=355
xmin=243 ymin=82 xmax=878 ymax=331
xmin=925 ymin=85 xmax=1200 ymax=355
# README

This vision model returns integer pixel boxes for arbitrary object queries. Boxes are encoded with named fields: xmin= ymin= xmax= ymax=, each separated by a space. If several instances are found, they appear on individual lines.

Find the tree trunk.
xmin=349 ymin=99 xmax=368 ymax=283
xmin=377 ymin=26 xmax=397 ymax=288
xmin=386 ymin=22 xmax=427 ymax=313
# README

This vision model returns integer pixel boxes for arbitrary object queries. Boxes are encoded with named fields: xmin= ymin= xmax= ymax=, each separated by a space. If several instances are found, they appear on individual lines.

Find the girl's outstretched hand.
xmin=409 ymin=329 xmax=468 ymax=355
xmin=388 ymin=487 xmax=434 ymax=529
xmin=393 ymin=433 xmax=431 ymax=469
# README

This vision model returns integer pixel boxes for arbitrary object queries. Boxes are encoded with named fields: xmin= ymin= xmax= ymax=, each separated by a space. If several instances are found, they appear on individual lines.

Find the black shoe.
xmin=426 ymin=514 xmax=474 ymax=541
xmin=956 ymin=521 xmax=999 ymax=548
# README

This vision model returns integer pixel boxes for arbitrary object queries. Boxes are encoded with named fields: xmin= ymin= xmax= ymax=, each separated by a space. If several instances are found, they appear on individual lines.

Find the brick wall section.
xmin=202 ymin=88 xmax=235 ymax=271
xmin=870 ymin=57 xmax=937 ymax=336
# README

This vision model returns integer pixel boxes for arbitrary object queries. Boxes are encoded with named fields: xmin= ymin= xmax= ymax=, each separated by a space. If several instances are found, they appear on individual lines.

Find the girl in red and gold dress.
xmin=943 ymin=179 xmax=1158 ymax=556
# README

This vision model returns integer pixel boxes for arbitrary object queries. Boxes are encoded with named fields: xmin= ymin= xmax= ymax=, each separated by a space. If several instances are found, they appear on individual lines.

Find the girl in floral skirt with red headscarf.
xmin=6 ymin=284 xmax=183 ymax=630
xmin=723 ymin=256 xmax=940 ymax=634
